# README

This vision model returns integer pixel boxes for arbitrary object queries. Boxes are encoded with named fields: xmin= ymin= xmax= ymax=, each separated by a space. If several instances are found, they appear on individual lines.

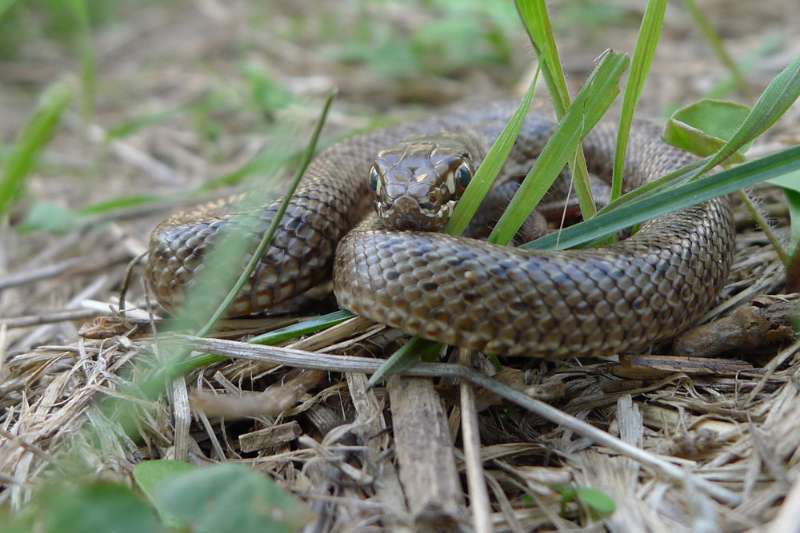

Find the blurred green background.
xmin=0 ymin=0 xmax=796 ymax=228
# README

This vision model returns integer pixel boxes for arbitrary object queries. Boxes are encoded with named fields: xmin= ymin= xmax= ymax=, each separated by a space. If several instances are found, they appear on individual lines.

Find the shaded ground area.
xmin=2 ymin=0 xmax=800 ymax=530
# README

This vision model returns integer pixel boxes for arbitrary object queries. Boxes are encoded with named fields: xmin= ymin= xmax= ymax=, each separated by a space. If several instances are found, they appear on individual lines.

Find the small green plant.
xmin=552 ymin=484 xmax=616 ymax=521
xmin=3 ymin=462 xmax=311 ymax=533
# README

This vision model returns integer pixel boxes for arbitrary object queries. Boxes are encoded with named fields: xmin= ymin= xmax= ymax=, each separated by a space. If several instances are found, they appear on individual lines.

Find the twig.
xmin=15 ymin=275 xmax=116 ymax=352
xmin=458 ymin=350 xmax=493 ymax=533
xmin=176 ymin=335 xmax=743 ymax=506
xmin=0 ymin=428 xmax=51 ymax=462
xmin=0 ymin=252 xmax=131 ymax=292
xmin=75 ymin=115 xmax=190 ymax=185
xmin=387 ymin=376 xmax=465 ymax=525
xmin=118 ymin=251 xmax=148 ymax=320
xmin=0 ymin=257 xmax=83 ymax=290
xmin=0 ymin=308 xmax=99 ymax=329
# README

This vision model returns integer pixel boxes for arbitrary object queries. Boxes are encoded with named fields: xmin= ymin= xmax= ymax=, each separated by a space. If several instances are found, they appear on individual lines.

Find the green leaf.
xmin=133 ymin=460 xmax=198 ymax=528
xmin=18 ymin=202 xmax=81 ymax=233
xmin=766 ymin=170 xmax=800 ymax=191
xmin=151 ymin=464 xmax=312 ymax=533
xmin=18 ymin=194 xmax=164 ymax=234
xmin=35 ymin=482 xmax=164 ymax=533
xmin=525 ymin=145 xmax=800 ymax=251
xmin=575 ymin=487 xmax=616 ymax=518
xmin=133 ymin=460 xmax=198 ymax=500
xmin=664 ymin=99 xmax=752 ymax=162
xmin=249 ymin=310 xmax=354 ymax=345
xmin=551 ymin=484 xmax=616 ymax=520
xmin=489 ymin=51 xmax=629 ymax=245
xmin=79 ymin=194 xmax=162 ymax=215
xmin=612 ymin=0 xmax=666 ymax=200
xmin=0 ymin=80 xmax=72 ymax=216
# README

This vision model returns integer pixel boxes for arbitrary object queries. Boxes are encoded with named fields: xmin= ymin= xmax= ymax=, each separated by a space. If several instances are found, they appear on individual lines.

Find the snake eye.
xmin=455 ymin=162 xmax=472 ymax=188
xmin=369 ymin=165 xmax=381 ymax=193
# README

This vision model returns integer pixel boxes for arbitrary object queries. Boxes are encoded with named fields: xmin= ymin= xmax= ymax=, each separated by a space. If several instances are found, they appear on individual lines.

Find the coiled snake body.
xmin=147 ymin=101 xmax=736 ymax=358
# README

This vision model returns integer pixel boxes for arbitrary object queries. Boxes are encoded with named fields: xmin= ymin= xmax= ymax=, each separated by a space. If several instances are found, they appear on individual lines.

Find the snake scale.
xmin=146 ymin=101 xmax=736 ymax=358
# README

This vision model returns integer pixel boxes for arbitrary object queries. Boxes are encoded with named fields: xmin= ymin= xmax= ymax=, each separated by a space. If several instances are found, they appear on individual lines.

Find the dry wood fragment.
xmin=239 ymin=421 xmax=302 ymax=453
xmin=612 ymin=355 xmax=755 ymax=379
xmin=785 ymin=246 xmax=800 ymax=293
xmin=190 ymin=369 xmax=325 ymax=420
xmin=346 ymin=373 xmax=413 ymax=531
xmin=674 ymin=295 xmax=796 ymax=356
xmin=387 ymin=377 xmax=466 ymax=530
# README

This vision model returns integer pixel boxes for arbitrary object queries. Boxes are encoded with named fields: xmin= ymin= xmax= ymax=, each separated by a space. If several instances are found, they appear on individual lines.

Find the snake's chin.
xmin=377 ymin=199 xmax=455 ymax=232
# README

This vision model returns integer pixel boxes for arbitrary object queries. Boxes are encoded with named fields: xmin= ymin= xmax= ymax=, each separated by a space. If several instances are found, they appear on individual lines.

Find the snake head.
xmin=369 ymin=138 xmax=473 ymax=231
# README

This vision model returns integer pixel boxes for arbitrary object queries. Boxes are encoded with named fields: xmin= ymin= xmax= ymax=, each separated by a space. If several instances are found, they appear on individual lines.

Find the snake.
xmin=146 ymin=101 xmax=736 ymax=358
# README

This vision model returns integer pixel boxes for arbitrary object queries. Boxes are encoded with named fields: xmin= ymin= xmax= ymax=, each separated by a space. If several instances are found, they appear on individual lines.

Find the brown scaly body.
xmin=147 ymin=101 xmax=736 ymax=357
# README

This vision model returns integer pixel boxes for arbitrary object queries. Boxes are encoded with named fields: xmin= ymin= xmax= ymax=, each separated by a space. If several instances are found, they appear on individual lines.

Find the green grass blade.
xmin=65 ymin=0 xmax=95 ymax=119
xmin=514 ymin=0 xmax=569 ymax=115
xmin=600 ymin=158 xmax=707 ymax=212
xmin=706 ymin=34 xmax=784 ymax=99
xmin=97 ymin=97 xmax=338 ymax=438
xmin=514 ymin=0 xmax=597 ymax=219
xmin=375 ymin=69 xmax=542 ymax=384
xmin=445 ymin=65 xmax=540 ymax=235
xmin=489 ymin=51 xmax=629 ymax=245
xmin=524 ymin=145 xmax=800 ymax=251
xmin=195 ymin=92 xmax=335 ymax=337
xmin=249 ymin=310 xmax=354 ymax=346
xmin=0 ymin=80 xmax=73 ymax=216
xmin=611 ymin=0 xmax=666 ymax=201
xmin=375 ymin=43 xmax=630 ymax=383
xmin=107 ymin=107 xmax=187 ymax=139
xmin=682 ymin=0 xmax=753 ymax=98
xmin=366 ymin=337 xmax=442 ymax=388
xmin=168 ymin=312 xmax=356 ymax=387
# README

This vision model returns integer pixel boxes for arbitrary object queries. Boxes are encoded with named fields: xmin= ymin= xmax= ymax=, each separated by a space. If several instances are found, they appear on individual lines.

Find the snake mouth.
xmin=377 ymin=197 xmax=455 ymax=231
